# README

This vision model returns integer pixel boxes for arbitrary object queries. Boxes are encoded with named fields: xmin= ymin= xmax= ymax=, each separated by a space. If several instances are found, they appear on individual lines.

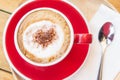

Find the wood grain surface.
xmin=105 ymin=0 xmax=120 ymax=12
xmin=0 ymin=11 xmax=10 ymax=71
xmin=0 ymin=0 xmax=25 ymax=80
xmin=0 ymin=70 xmax=13 ymax=80
xmin=0 ymin=0 xmax=26 ymax=12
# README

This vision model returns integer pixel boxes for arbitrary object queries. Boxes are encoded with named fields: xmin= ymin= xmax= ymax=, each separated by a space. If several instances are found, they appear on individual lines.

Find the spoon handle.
xmin=97 ymin=47 xmax=107 ymax=80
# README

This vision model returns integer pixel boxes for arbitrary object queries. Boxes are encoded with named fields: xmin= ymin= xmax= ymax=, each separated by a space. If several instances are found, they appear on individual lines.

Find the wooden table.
xmin=0 ymin=0 xmax=118 ymax=80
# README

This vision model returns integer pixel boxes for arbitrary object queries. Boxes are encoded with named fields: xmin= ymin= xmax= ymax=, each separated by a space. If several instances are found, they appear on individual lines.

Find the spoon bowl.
xmin=99 ymin=22 xmax=114 ymax=46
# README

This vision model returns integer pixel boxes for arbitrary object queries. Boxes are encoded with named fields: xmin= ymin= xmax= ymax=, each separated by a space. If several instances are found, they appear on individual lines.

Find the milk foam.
xmin=23 ymin=21 xmax=64 ymax=58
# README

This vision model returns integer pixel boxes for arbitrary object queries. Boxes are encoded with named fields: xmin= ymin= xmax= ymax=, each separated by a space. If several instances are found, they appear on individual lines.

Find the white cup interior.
xmin=14 ymin=8 xmax=74 ymax=66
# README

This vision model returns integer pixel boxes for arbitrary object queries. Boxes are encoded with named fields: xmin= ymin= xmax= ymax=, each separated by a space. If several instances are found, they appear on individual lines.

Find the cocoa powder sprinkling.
xmin=33 ymin=27 xmax=57 ymax=48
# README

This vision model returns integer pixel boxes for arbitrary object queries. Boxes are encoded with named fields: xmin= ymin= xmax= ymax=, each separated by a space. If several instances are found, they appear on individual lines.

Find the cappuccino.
xmin=16 ymin=8 xmax=72 ymax=65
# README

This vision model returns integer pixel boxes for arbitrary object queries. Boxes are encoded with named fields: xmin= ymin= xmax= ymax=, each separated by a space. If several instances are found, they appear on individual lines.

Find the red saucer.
xmin=4 ymin=0 xmax=90 ymax=80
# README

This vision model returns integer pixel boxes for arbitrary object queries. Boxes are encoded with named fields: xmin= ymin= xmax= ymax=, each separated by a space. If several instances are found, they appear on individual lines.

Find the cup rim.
xmin=14 ymin=7 xmax=74 ymax=67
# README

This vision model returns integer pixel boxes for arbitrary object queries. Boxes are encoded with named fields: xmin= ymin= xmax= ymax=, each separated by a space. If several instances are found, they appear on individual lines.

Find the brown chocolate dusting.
xmin=33 ymin=27 xmax=57 ymax=48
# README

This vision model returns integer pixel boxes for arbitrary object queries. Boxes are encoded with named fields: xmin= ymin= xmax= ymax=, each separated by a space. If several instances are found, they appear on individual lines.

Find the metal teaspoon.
xmin=98 ymin=22 xmax=115 ymax=80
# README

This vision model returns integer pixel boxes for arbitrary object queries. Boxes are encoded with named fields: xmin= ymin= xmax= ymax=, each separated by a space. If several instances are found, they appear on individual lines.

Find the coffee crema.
xmin=17 ymin=9 xmax=71 ymax=64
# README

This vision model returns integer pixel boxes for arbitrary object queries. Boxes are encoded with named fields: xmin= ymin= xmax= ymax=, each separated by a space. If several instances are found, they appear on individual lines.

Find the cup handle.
xmin=74 ymin=34 xmax=92 ymax=44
